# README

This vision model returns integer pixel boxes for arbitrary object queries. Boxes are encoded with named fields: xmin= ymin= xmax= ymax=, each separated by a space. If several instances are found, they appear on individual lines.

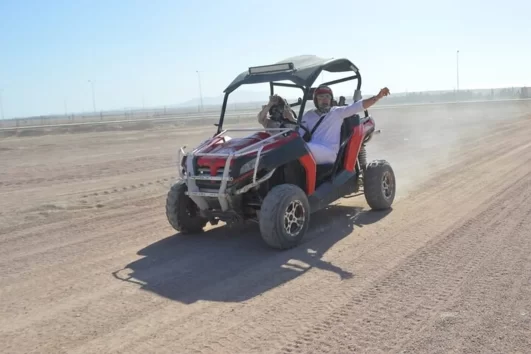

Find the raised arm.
xmin=334 ymin=87 xmax=391 ymax=119
xmin=257 ymin=95 xmax=278 ymax=127
xmin=361 ymin=87 xmax=390 ymax=110
xmin=257 ymin=103 xmax=272 ymax=126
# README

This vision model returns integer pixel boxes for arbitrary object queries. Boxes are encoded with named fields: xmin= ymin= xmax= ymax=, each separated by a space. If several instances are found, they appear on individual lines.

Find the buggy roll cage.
xmin=215 ymin=55 xmax=367 ymax=135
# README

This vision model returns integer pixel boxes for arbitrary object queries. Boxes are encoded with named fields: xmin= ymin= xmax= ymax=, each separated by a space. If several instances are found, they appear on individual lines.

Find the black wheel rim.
xmin=283 ymin=200 xmax=305 ymax=237
xmin=382 ymin=171 xmax=395 ymax=199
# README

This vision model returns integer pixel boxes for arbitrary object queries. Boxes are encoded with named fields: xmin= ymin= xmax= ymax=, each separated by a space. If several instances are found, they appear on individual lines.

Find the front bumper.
xmin=178 ymin=127 xmax=291 ymax=212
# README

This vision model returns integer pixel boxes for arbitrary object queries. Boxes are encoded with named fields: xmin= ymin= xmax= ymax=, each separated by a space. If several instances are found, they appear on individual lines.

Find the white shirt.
xmin=298 ymin=99 xmax=365 ymax=154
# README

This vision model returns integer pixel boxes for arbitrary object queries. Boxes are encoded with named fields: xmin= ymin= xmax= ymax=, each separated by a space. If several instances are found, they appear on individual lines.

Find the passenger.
xmin=257 ymin=94 xmax=297 ymax=129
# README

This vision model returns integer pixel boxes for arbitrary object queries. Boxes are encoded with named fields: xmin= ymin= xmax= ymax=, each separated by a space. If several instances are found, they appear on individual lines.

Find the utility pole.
xmin=0 ymin=89 xmax=4 ymax=120
xmin=196 ymin=70 xmax=203 ymax=112
xmin=88 ymin=80 xmax=96 ymax=112
xmin=456 ymin=50 xmax=460 ymax=92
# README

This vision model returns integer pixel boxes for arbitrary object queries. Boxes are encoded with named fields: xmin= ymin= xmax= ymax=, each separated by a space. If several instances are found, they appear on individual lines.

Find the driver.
xmin=299 ymin=85 xmax=390 ymax=164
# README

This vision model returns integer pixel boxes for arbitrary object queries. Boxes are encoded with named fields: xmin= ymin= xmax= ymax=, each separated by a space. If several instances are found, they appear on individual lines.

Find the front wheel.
xmin=363 ymin=160 xmax=396 ymax=210
xmin=259 ymin=184 xmax=310 ymax=250
xmin=166 ymin=180 xmax=208 ymax=234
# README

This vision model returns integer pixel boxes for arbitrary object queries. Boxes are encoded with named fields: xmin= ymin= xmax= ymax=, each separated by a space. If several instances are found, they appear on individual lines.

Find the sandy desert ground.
xmin=1 ymin=100 xmax=531 ymax=353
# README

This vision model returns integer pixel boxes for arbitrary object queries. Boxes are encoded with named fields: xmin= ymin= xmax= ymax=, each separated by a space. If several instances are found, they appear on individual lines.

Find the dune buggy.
xmin=166 ymin=55 xmax=396 ymax=249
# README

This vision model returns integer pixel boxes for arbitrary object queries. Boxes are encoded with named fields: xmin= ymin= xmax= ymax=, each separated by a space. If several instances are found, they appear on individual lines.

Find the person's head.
xmin=313 ymin=85 xmax=333 ymax=113
xmin=269 ymin=96 xmax=294 ymax=122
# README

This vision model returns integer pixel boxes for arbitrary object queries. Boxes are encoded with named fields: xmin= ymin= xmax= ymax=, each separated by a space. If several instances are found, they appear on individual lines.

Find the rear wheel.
xmin=363 ymin=160 xmax=396 ymax=210
xmin=259 ymin=184 xmax=310 ymax=250
xmin=166 ymin=180 xmax=208 ymax=233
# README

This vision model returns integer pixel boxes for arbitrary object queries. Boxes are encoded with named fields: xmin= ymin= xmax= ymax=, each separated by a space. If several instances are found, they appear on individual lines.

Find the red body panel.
xmin=344 ymin=117 xmax=375 ymax=172
xmin=197 ymin=132 xmax=271 ymax=175
xmin=196 ymin=131 xmax=297 ymax=176
xmin=298 ymin=154 xmax=316 ymax=195
xmin=199 ymin=132 xmax=272 ymax=156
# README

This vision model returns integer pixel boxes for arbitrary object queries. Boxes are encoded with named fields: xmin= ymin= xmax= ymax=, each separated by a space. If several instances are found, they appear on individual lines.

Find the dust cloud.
xmin=367 ymin=100 xmax=530 ymax=197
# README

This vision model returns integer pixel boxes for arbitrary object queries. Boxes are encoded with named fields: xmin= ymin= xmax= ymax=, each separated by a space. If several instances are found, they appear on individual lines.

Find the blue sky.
xmin=0 ymin=0 xmax=529 ymax=118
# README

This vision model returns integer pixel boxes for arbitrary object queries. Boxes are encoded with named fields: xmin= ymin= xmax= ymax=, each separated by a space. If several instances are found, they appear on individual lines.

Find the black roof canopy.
xmin=223 ymin=55 xmax=360 ymax=93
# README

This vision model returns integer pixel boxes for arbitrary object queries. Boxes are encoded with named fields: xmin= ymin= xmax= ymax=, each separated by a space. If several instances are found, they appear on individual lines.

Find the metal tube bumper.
xmin=180 ymin=127 xmax=292 ymax=211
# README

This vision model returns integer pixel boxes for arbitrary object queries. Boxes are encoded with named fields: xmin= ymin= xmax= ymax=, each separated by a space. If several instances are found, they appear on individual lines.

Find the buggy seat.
xmin=315 ymin=114 xmax=361 ymax=183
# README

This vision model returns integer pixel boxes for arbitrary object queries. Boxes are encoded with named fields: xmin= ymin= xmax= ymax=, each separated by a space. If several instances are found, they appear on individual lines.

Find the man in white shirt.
xmin=298 ymin=85 xmax=390 ymax=164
